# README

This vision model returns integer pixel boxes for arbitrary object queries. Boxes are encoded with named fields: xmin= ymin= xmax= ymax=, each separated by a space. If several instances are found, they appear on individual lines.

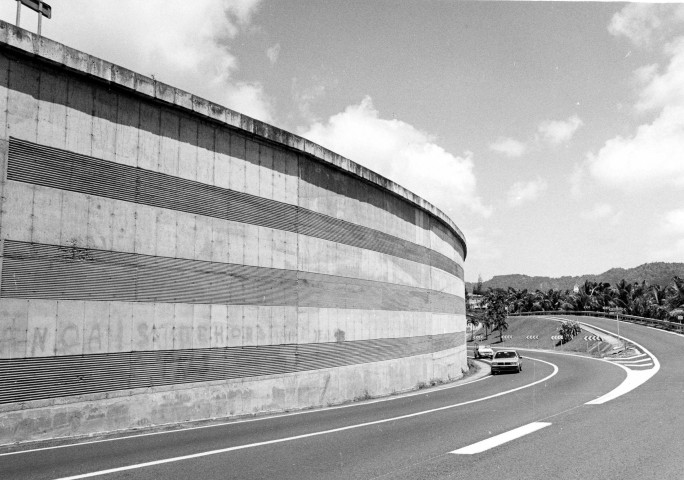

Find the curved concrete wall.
xmin=0 ymin=22 xmax=467 ymax=444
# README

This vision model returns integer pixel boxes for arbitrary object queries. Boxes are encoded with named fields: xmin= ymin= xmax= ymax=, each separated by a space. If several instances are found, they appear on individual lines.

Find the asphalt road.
xmin=1 ymin=319 xmax=681 ymax=480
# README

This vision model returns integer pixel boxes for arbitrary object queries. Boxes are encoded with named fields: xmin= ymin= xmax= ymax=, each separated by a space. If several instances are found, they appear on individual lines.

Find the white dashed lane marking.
xmin=450 ymin=422 xmax=552 ymax=455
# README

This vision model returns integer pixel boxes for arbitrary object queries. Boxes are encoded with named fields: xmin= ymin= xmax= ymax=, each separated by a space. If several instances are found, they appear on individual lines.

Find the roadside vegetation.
xmin=468 ymin=316 xmax=614 ymax=356
xmin=558 ymin=319 xmax=582 ymax=344
xmin=467 ymin=276 xmax=684 ymax=335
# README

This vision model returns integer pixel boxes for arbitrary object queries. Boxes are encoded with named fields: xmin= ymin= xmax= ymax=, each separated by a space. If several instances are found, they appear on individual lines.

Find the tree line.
xmin=468 ymin=276 xmax=684 ymax=341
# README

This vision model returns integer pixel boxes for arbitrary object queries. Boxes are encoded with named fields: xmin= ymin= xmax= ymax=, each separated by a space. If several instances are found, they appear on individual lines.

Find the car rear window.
xmin=494 ymin=351 xmax=517 ymax=359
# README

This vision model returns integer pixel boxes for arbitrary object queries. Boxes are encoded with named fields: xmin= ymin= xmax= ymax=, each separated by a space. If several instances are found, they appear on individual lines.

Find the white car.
xmin=473 ymin=344 xmax=494 ymax=359
xmin=491 ymin=349 xmax=523 ymax=374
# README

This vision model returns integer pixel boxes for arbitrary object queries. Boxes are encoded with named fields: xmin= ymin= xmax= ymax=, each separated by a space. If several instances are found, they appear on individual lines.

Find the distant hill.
xmin=467 ymin=262 xmax=684 ymax=293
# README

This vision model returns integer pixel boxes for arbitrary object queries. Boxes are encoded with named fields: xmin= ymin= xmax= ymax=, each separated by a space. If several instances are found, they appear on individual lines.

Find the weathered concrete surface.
xmin=0 ymin=20 xmax=466 ymax=253
xmin=0 ymin=20 xmax=467 ymax=444
xmin=0 ymin=346 xmax=465 ymax=444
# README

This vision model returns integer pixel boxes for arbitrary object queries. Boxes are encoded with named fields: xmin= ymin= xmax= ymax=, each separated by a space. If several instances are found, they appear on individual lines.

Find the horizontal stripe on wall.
xmin=7 ymin=138 xmax=463 ymax=279
xmin=1 ymin=241 xmax=465 ymax=314
xmin=299 ymin=159 xmax=466 ymax=260
xmin=0 ymin=332 xmax=463 ymax=404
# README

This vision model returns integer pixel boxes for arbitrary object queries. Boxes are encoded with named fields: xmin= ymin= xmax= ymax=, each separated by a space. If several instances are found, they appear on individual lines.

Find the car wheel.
xmin=518 ymin=365 xmax=522 ymax=373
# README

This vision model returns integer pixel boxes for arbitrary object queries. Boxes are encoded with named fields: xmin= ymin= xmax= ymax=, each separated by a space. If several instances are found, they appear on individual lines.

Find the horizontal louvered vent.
xmin=1 ymin=240 xmax=464 ymax=313
xmin=8 ymin=138 xmax=463 ymax=279
xmin=0 ymin=333 xmax=462 ymax=404
xmin=1 ymin=241 xmax=297 ymax=306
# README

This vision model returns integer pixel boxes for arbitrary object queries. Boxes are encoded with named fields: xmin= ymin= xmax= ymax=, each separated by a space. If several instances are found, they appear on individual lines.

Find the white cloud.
xmin=223 ymin=82 xmax=273 ymax=124
xmin=266 ymin=43 xmax=281 ymax=65
xmin=569 ymin=162 xmax=587 ymax=199
xmin=633 ymin=64 xmax=659 ymax=86
xmin=1 ymin=0 xmax=274 ymax=122
xmin=581 ymin=204 xmax=622 ymax=226
xmin=582 ymin=204 xmax=614 ymax=220
xmin=587 ymin=5 xmax=684 ymax=193
xmin=291 ymin=78 xmax=328 ymax=123
xmin=536 ymin=115 xmax=583 ymax=145
xmin=608 ymin=4 xmax=665 ymax=48
xmin=662 ymin=208 xmax=684 ymax=235
xmin=507 ymin=177 xmax=547 ymax=207
xmin=608 ymin=4 xmax=684 ymax=48
xmin=635 ymin=38 xmax=684 ymax=111
xmin=465 ymin=230 xmax=502 ymax=262
xmin=489 ymin=137 xmax=527 ymax=157
xmin=586 ymin=105 xmax=684 ymax=190
xmin=613 ymin=8 xmax=684 ymax=259
xmin=649 ymin=208 xmax=684 ymax=262
xmin=462 ymin=227 xmax=503 ymax=282
xmin=300 ymin=96 xmax=491 ymax=217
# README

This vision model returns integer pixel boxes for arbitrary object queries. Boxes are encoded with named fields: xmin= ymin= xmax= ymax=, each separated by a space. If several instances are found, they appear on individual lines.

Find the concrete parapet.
xmin=0 ymin=20 xmax=467 ymax=444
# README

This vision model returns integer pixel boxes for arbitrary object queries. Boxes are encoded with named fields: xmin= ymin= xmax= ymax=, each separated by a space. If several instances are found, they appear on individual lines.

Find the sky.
xmin=2 ymin=1 xmax=684 ymax=282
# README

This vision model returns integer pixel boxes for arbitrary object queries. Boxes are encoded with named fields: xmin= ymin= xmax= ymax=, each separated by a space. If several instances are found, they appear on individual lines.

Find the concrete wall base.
xmin=0 ymin=347 xmax=466 ymax=445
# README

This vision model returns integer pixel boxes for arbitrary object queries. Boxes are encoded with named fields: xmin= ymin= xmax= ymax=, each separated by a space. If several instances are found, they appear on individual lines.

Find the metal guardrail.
xmin=508 ymin=310 xmax=684 ymax=334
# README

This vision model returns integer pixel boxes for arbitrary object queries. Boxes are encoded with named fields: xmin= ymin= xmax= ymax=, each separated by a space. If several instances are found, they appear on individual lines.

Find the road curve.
xmin=2 ymin=320 xmax=678 ymax=480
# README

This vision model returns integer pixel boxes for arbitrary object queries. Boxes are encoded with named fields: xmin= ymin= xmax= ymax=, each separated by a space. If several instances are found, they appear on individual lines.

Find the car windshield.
xmin=494 ymin=351 xmax=517 ymax=359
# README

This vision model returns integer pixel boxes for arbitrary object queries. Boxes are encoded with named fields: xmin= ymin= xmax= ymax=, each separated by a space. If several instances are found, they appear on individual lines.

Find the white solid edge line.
xmin=49 ymin=358 xmax=559 ymax=480
xmin=487 ymin=315 xmax=662 ymax=406
xmin=539 ymin=315 xmax=661 ymax=405
xmin=1 ymin=368 xmax=492 ymax=457
xmin=450 ymin=422 xmax=552 ymax=455
xmin=575 ymin=322 xmax=660 ymax=405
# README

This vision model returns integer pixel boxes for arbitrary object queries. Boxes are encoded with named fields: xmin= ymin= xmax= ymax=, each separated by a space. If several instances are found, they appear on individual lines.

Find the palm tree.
xmin=646 ymin=284 xmax=669 ymax=319
xmin=506 ymin=287 xmax=525 ymax=313
xmin=484 ymin=288 xmax=508 ymax=342
xmin=536 ymin=289 xmax=563 ymax=311
xmin=507 ymin=288 xmax=538 ymax=313
xmin=466 ymin=312 xmax=482 ymax=341
xmin=497 ymin=314 xmax=509 ymax=343
xmin=613 ymin=279 xmax=630 ymax=308
xmin=593 ymin=282 xmax=613 ymax=310
xmin=611 ymin=279 xmax=645 ymax=315
xmin=480 ymin=314 xmax=492 ymax=340
xmin=577 ymin=280 xmax=611 ymax=311
xmin=666 ymin=276 xmax=684 ymax=314
xmin=563 ymin=283 xmax=594 ymax=311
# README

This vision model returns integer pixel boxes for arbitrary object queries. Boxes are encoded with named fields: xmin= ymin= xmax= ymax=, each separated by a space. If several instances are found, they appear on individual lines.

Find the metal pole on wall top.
xmin=15 ymin=1 xmax=52 ymax=35
xmin=37 ymin=0 xmax=42 ymax=35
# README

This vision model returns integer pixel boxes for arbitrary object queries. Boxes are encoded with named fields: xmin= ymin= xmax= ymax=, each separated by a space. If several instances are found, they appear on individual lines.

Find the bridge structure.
xmin=0 ymin=21 xmax=467 ymax=444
